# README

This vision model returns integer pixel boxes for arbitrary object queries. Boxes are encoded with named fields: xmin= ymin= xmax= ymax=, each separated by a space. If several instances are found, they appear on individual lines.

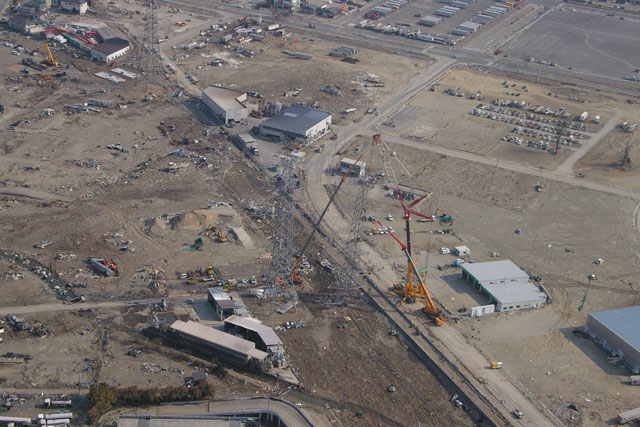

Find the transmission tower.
xmin=266 ymin=157 xmax=298 ymax=313
xmin=135 ymin=0 xmax=161 ymax=91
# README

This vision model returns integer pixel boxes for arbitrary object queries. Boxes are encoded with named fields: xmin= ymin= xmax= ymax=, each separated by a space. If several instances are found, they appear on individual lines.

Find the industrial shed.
xmin=208 ymin=287 xmax=236 ymax=320
xmin=168 ymin=320 xmax=269 ymax=369
xmin=339 ymin=157 xmax=366 ymax=177
xmin=224 ymin=315 xmax=283 ymax=358
xmin=585 ymin=306 xmax=640 ymax=374
xmin=201 ymin=87 xmax=249 ymax=125
xmin=462 ymin=260 xmax=547 ymax=312
xmin=260 ymin=105 xmax=331 ymax=143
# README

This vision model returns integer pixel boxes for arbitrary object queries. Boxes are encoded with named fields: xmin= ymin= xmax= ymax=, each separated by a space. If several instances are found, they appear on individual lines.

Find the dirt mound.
xmin=166 ymin=206 xmax=239 ymax=231
xmin=144 ymin=218 xmax=169 ymax=237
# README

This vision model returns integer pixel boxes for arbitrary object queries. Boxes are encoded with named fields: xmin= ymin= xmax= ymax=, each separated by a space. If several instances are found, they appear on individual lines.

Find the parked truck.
xmin=490 ymin=361 xmax=503 ymax=369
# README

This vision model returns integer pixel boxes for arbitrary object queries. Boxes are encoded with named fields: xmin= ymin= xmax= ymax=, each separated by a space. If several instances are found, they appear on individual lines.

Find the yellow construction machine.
xmin=43 ymin=43 xmax=57 ymax=67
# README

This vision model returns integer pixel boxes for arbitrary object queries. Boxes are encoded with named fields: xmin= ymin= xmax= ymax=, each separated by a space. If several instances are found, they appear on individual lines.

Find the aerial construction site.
xmin=0 ymin=0 xmax=639 ymax=425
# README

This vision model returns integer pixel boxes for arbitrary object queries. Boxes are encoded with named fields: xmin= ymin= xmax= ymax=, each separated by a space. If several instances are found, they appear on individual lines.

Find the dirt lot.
xmin=575 ymin=128 xmax=640 ymax=190
xmin=381 ymin=68 xmax=639 ymax=172
xmin=332 ymin=134 xmax=640 ymax=426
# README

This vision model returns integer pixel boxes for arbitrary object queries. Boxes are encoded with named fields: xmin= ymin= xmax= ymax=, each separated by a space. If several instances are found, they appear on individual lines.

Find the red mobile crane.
xmin=372 ymin=133 xmax=434 ymax=301
xmin=376 ymin=220 xmax=445 ymax=325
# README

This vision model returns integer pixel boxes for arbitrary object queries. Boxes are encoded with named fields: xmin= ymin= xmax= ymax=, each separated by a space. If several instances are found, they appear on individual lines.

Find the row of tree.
xmin=88 ymin=383 xmax=215 ymax=423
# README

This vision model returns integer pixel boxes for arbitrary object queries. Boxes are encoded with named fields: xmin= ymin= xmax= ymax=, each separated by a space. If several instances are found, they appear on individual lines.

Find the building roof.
xmin=61 ymin=0 xmax=87 ymax=4
xmin=96 ymin=26 xmax=127 ymax=42
xmin=216 ymin=299 xmax=236 ymax=310
xmin=92 ymin=39 xmax=129 ymax=56
xmin=262 ymin=105 xmax=330 ymax=133
xmin=169 ymin=320 xmax=267 ymax=360
xmin=481 ymin=281 xmax=547 ymax=306
xmin=202 ymin=87 xmax=247 ymax=111
xmin=589 ymin=306 xmax=640 ymax=352
xmin=462 ymin=260 xmax=529 ymax=283
xmin=192 ymin=371 xmax=207 ymax=381
xmin=224 ymin=315 xmax=283 ymax=347
xmin=340 ymin=157 xmax=366 ymax=167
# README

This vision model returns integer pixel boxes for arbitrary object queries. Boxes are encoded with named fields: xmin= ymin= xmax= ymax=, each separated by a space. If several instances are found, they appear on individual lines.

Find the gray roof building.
xmin=224 ymin=315 xmax=282 ymax=354
xmin=260 ymin=105 xmax=331 ymax=142
xmin=586 ymin=305 xmax=640 ymax=374
xmin=461 ymin=260 xmax=547 ymax=312
xmin=462 ymin=260 xmax=530 ymax=284
xmin=169 ymin=320 xmax=268 ymax=361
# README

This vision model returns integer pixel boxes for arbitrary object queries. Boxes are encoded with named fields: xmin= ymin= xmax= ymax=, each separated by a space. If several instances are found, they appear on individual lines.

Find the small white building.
xmin=260 ymin=105 xmax=331 ymax=143
xmin=60 ymin=0 xmax=88 ymax=14
xmin=452 ymin=246 xmax=470 ymax=257
xmin=339 ymin=157 xmax=366 ymax=177
xmin=202 ymin=87 xmax=249 ymax=125
xmin=91 ymin=39 xmax=130 ymax=63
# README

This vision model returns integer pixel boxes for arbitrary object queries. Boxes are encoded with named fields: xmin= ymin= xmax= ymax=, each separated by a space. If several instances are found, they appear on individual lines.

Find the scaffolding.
xmin=265 ymin=157 xmax=298 ymax=313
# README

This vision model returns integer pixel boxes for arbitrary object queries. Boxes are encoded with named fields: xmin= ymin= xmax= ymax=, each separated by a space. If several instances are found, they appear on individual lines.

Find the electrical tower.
xmin=265 ymin=157 xmax=298 ymax=313
xmin=135 ymin=0 xmax=161 ymax=91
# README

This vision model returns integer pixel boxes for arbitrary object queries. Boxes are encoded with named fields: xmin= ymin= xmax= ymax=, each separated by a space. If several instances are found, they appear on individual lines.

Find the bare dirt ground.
xmin=329 ymin=132 xmax=640 ymax=426
xmin=0 ymin=5 xmax=470 ymax=426
xmin=574 ymin=129 xmax=640 ymax=191
xmin=383 ymin=68 xmax=639 ymax=173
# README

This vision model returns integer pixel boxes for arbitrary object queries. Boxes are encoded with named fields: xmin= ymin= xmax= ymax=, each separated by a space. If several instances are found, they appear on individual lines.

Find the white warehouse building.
xmin=461 ymin=260 xmax=548 ymax=312
xmin=90 ymin=39 xmax=130 ymax=63
xmin=201 ymin=86 xmax=249 ymax=125
xmin=260 ymin=105 xmax=331 ymax=143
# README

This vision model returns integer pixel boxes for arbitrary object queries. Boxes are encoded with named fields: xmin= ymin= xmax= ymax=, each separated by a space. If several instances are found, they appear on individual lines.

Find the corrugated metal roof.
xmin=224 ymin=315 xmax=283 ymax=347
xmin=262 ymin=105 xmax=330 ymax=134
xmin=589 ymin=305 xmax=640 ymax=351
xmin=462 ymin=260 xmax=529 ymax=283
xmin=169 ymin=320 xmax=267 ymax=359
xmin=481 ymin=281 xmax=546 ymax=306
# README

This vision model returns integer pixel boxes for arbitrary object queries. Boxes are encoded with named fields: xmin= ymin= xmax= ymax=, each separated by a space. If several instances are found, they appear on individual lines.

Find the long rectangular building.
xmin=586 ymin=306 xmax=640 ymax=374
xmin=461 ymin=260 xmax=547 ymax=312
xmin=169 ymin=320 xmax=269 ymax=370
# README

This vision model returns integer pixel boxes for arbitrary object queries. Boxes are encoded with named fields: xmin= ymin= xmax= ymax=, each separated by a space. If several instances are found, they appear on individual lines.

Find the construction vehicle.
xmin=283 ymin=155 xmax=363 ymax=289
xmin=43 ymin=43 xmax=57 ymax=67
xmin=376 ymin=220 xmax=445 ymax=325
xmin=217 ymin=228 xmax=228 ymax=243
xmin=435 ymin=208 xmax=454 ymax=225
xmin=490 ymin=361 xmax=503 ymax=369
xmin=175 ymin=21 xmax=187 ymax=26
xmin=372 ymin=134 xmax=433 ymax=302
xmin=88 ymin=258 xmax=119 ymax=276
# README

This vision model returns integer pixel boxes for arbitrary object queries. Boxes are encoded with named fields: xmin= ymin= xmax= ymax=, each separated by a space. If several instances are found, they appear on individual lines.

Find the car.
xmin=186 ymin=298 xmax=195 ymax=304
xmin=386 ymin=215 xmax=394 ymax=221
xmin=438 ymin=248 xmax=450 ymax=254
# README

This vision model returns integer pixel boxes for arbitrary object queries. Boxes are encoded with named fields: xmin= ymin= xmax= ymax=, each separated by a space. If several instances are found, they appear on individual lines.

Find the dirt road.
xmin=0 ymin=298 xmax=168 ymax=316
xmin=380 ymin=132 xmax=640 ymax=201
xmin=556 ymin=115 xmax=620 ymax=175
xmin=303 ymin=56 xmax=559 ymax=426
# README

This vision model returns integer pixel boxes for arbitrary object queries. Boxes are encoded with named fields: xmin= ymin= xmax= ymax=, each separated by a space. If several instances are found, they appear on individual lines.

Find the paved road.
xmin=299 ymin=55 xmax=558 ymax=425
xmin=380 ymin=132 xmax=640 ymax=200
xmin=556 ymin=114 xmax=620 ymax=174
xmin=208 ymin=398 xmax=321 ymax=427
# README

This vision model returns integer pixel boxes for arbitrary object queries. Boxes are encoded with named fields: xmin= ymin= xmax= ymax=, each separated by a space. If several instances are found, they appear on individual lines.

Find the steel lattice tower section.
xmin=266 ymin=158 xmax=298 ymax=312
xmin=135 ymin=0 xmax=161 ymax=91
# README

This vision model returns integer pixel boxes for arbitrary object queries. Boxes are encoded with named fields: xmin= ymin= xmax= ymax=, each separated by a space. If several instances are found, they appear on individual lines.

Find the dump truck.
xmin=490 ymin=361 xmax=503 ymax=369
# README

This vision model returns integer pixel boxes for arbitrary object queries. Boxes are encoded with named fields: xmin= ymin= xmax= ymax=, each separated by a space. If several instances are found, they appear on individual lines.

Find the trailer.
xmin=451 ymin=1 xmax=468 ymax=7
xmin=618 ymin=407 xmax=640 ymax=424
xmin=44 ymin=399 xmax=72 ymax=408
xmin=451 ymin=28 xmax=469 ymax=36
xmin=418 ymin=16 xmax=442 ymax=26
xmin=630 ymin=375 xmax=640 ymax=385
xmin=473 ymin=14 xmax=492 ymax=23
xmin=436 ymin=8 xmax=455 ymax=16
xmin=579 ymin=111 xmax=589 ymax=122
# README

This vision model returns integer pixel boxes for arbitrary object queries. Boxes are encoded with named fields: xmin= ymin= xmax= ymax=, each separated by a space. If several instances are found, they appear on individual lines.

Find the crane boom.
xmin=44 ymin=43 xmax=56 ymax=66
xmin=288 ymin=154 xmax=363 ymax=284
xmin=376 ymin=220 xmax=444 ymax=325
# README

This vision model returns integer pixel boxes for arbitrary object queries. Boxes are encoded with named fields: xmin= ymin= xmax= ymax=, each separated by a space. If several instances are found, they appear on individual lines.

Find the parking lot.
xmin=501 ymin=6 xmax=640 ymax=80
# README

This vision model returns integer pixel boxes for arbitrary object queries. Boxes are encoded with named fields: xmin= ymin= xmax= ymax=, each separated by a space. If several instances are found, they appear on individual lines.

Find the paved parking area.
xmin=501 ymin=6 xmax=640 ymax=80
